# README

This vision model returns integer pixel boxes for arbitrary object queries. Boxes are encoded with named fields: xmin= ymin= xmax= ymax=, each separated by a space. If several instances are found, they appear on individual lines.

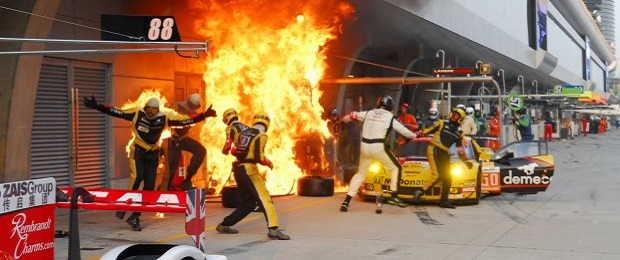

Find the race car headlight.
xmin=369 ymin=162 xmax=382 ymax=173
xmin=450 ymin=165 xmax=463 ymax=177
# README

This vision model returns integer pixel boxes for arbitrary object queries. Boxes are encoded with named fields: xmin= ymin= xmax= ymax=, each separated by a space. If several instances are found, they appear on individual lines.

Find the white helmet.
xmin=145 ymin=97 xmax=159 ymax=108
xmin=429 ymin=108 xmax=438 ymax=119
xmin=187 ymin=93 xmax=201 ymax=110
xmin=466 ymin=107 xmax=475 ymax=116
xmin=456 ymin=104 xmax=466 ymax=111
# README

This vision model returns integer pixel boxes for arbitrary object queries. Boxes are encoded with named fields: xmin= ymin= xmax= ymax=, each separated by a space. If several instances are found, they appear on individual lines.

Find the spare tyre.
xmin=297 ymin=176 xmax=334 ymax=196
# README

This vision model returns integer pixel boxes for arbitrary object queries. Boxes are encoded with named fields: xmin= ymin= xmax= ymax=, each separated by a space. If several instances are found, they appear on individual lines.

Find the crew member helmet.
xmin=400 ymin=102 xmax=409 ymax=109
xmin=376 ymin=95 xmax=394 ymax=111
xmin=329 ymin=108 xmax=339 ymax=120
xmin=222 ymin=108 xmax=239 ymax=125
xmin=429 ymin=108 xmax=439 ymax=119
xmin=449 ymin=108 xmax=466 ymax=124
xmin=465 ymin=107 xmax=475 ymax=116
xmin=456 ymin=104 xmax=466 ymax=111
xmin=145 ymin=97 xmax=159 ymax=109
xmin=253 ymin=111 xmax=270 ymax=131
xmin=187 ymin=93 xmax=201 ymax=110
xmin=144 ymin=98 xmax=160 ymax=120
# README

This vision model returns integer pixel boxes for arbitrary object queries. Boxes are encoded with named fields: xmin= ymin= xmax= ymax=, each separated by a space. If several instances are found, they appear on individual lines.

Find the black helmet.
xmin=375 ymin=95 xmax=394 ymax=111
xmin=517 ymin=107 xmax=527 ymax=115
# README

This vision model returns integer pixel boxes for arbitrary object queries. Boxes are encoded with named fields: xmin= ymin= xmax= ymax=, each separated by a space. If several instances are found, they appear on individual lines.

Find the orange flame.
xmin=191 ymin=0 xmax=354 ymax=195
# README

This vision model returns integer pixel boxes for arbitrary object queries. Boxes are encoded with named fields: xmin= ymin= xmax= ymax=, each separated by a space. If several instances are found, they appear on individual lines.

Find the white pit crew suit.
xmin=460 ymin=115 xmax=478 ymax=135
xmin=342 ymin=108 xmax=416 ymax=197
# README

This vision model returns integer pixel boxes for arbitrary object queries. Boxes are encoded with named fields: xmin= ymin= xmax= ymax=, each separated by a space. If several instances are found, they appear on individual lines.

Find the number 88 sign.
xmin=143 ymin=16 xmax=181 ymax=41
xmin=148 ymin=18 xmax=175 ymax=41
xmin=101 ymin=15 xmax=182 ymax=42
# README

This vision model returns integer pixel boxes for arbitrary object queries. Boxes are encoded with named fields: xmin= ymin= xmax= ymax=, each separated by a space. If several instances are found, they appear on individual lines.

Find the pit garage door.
xmin=30 ymin=57 xmax=110 ymax=188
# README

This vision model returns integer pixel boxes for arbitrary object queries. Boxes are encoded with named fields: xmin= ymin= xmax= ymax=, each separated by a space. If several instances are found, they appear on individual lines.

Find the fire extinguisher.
xmin=171 ymin=153 xmax=186 ymax=190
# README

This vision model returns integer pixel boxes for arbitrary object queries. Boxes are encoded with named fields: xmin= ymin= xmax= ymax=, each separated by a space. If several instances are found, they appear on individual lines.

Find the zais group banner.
xmin=0 ymin=178 xmax=56 ymax=260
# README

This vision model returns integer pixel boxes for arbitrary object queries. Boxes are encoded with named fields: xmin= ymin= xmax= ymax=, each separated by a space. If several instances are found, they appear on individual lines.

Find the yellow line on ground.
xmin=156 ymin=196 xmax=336 ymax=243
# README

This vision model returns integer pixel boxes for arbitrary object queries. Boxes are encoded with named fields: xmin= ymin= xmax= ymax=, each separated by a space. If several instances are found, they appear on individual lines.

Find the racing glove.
xmin=83 ymin=95 xmax=104 ymax=111
xmin=260 ymin=158 xmax=273 ymax=170
xmin=204 ymin=105 xmax=217 ymax=118
xmin=194 ymin=105 xmax=217 ymax=121
xmin=464 ymin=161 xmax=474 ymax=169
xmin=222 ymin=139 xmax=233 ymax=155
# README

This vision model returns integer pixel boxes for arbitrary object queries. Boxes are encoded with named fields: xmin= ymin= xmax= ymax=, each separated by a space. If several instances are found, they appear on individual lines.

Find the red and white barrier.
xmin=0 ymin=177 xmax=224 ymax=260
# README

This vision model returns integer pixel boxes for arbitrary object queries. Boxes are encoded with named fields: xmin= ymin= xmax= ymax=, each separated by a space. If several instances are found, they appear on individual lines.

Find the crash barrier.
xmin=0 ymin=177 xmax=225 ymax=260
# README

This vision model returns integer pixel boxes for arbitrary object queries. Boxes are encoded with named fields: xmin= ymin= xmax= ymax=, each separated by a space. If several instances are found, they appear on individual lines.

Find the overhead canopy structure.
xmin=0 ymin=37 xmax=208 ymax=58
xmin=563 ymin=109 xmax=620 ymax=116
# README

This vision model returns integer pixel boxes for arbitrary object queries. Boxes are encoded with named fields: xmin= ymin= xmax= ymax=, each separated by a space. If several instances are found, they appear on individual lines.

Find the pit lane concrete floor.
xmin=55 ymin=131 xmax=620 ymax=260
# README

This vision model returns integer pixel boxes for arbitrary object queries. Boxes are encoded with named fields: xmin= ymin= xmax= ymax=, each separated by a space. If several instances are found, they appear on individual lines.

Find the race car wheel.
xmin=221 ymin=185 xmax=241 ymax=208
xmin=297 ymin=176 xmax=334 ymax=196
xmin=100 ymin=244 xmax=224 ymax=260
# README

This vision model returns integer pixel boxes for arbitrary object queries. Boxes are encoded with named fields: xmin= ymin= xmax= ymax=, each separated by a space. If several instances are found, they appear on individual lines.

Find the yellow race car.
xmin=358 ymin=136 xmax=488 ymax=205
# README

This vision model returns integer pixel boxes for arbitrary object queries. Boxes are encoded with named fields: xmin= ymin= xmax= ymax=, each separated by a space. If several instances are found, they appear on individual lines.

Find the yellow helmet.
xmin=449 ymin=108 xmax=466 ymax=124
xmin=222 ymin=108 xmax=238 ymax=125
xmin=253 ymin=111 xmax=270 ymax=131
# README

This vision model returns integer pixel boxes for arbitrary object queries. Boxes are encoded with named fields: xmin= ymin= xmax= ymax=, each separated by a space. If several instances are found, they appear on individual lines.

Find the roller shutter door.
xmin=30 ymin=58 xmax=109 ymax=188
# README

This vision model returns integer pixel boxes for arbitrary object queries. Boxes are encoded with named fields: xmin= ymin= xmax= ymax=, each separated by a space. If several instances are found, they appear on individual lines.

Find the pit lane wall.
xmin=0 ymin=177 xmax=56 ymax=260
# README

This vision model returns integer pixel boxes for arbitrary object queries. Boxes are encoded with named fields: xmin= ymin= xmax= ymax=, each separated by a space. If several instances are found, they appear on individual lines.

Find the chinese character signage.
xmin=0 ymin=178 xmax=56 ymax=259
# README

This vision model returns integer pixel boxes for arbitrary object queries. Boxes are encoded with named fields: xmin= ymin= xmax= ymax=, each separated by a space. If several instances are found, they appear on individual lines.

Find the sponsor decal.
xmin=381 ymin=178 xmax=425 ymax=186
xmin=482 ymin=171 xmax=501 ymax=192
xmin=516 ymin=163 xmax=538 ymax=175
xmin=372 ymin=176 xmax=382 ymax=184
xmin=503 ymin=170 xmax=551 ymax=185
xmin=448 ymin=194 xmax=464 ymax=199
xmin=462 ymin=187 xmax=476 ymax=192
xmin=0 ymin=178 xmax=56 ymax=259
xmin=1 ymin=178 xmax=55 ymax=214
xmin=482 ymin=166 xmax=500 ymax=172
